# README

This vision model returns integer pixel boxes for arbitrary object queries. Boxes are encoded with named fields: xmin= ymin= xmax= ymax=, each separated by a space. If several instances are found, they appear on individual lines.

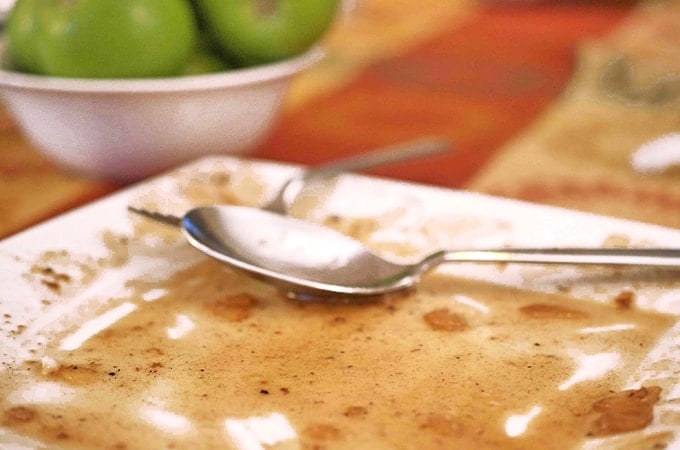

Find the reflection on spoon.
xmin=130 ymin=205 xmax=680 ymax=298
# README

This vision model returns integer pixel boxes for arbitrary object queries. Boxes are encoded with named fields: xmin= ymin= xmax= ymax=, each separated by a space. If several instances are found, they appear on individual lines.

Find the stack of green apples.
xmin=5 ymin=0 xmax=339 ymax=78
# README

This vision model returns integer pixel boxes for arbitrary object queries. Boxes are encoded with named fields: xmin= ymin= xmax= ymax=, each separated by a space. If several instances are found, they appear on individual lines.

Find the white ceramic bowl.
xmin=0 ymin=42 xmax=322 ymax=181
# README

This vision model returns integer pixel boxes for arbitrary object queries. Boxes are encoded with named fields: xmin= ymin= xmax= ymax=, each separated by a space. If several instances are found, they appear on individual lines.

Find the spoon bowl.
xmin=182 ymin=206 xmax=416 ymax=296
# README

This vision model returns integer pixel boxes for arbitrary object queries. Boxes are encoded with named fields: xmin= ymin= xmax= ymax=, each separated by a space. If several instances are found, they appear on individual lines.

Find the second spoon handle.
xmin=303 ymin=136 xmax=451 ymax=179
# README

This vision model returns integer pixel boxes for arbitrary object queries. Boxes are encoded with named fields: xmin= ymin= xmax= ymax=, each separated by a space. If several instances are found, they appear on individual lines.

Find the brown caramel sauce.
xmin=423 ymin=308 xmax=468 ymax=331
xmin=1 ymin=256 xmax=675 ymax=450
xmin=587 ymin=386 xmax=661 ymax=437
xmin=518 ymin=303 xmax=589 ymax=320
xmin=613 ymin=290 xmax=635 ymax=309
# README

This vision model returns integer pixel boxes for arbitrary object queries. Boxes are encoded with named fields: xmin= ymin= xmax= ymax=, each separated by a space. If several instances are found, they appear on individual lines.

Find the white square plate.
xmin=2 ymin=156 xmax=680 ymax=449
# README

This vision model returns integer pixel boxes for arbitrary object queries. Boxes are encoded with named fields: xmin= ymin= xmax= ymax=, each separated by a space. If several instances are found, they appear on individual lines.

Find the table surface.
xmin=1 ymin=0 xmax=679 ymax=239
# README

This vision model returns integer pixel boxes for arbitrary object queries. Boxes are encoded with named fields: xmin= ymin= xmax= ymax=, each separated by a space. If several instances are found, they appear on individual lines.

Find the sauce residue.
xmin=1 ymin=258 xmax=676 ymax=450
xmin=423 ymin=308 xmax=468 ymax=332
xmin=587 ymin=386 xmax=661 ymax=437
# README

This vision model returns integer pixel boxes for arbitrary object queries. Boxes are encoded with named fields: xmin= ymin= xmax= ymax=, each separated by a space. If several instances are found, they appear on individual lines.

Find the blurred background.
xmin=0 ymin=0 xmax=678 ymax=237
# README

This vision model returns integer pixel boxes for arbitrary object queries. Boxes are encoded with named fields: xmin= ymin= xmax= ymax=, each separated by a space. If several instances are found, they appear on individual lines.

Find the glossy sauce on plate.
xmin=0 ymin=251 xmax=674 ymax=449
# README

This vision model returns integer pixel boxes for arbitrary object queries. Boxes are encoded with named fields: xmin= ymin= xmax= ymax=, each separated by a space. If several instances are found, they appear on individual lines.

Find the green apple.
xmin=5 ymin=0 xmax=42 ymax=72
xmin=181 ymin=45 xmax=231 ymax=75
xmin=194 ymin=0 xmax=339 ymax=66
xmin=6 ymin=0 xmax=198 ymax=78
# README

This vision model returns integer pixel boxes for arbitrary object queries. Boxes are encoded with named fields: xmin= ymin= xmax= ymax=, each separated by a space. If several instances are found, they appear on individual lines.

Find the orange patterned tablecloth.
xmin=254 ymin=1 xmax=634 ymax=187
xmin=469 ymin=1 xmax=680 ymax=228
xmin=2 ymin=0 xmax=678 ymax=238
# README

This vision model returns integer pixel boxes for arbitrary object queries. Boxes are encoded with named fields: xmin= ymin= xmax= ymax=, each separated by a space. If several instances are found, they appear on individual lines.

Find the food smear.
xmin=0 ymin=260 xmax=675 ymax=450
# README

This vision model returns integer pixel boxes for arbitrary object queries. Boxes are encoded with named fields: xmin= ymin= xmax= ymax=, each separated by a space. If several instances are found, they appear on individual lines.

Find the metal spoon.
xmin=261 ymin=136 xmax=451 ymax=214
xmin=131 ymin=204 xmax=680 ymax=298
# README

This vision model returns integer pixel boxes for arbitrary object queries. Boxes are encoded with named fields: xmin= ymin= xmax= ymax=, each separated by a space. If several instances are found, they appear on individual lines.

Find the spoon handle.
xmin=264 ymin=136 xmax=452 ymax=214
xmin=303 ymin=136 xmax=452 ymax=179
xmin=436 ymin=248 xmax=680 ymax=267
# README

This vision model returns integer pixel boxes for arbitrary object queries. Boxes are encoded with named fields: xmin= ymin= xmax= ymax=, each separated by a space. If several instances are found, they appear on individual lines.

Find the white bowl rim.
xmin=0 ymin=43 xmax=324 ymax=93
